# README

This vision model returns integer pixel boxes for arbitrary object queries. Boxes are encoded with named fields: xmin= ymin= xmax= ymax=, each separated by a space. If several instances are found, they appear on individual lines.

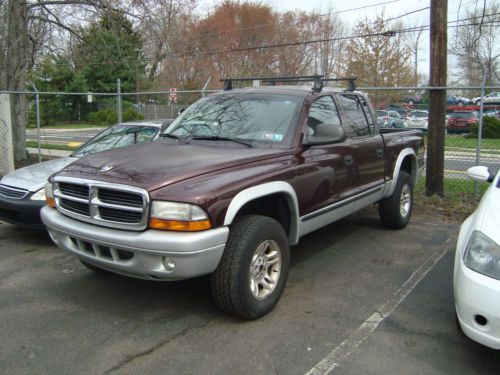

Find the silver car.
xmin=0 ymin=120 xmax=171 ymax=229
xmin=472 ymin=92 xmax=500 ymax=105
xmin=376 ymin=110 xmax=406 ymax=128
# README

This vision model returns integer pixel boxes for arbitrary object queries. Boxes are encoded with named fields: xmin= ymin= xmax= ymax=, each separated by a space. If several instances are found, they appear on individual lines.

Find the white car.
xmin=472 ymin=92 xmax=500 ymax=105
xmin=405 ymin=110 xmax=429 ymax=130
xmin=454 ymin=165 xmax=500 ymax=349
xmin=0 ymin=120 xmax=171 ymax=229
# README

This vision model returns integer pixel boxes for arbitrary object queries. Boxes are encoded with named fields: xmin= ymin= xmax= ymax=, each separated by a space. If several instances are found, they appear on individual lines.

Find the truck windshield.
xmin=72 ymin=125 xmax=159 ymax=157
xmin=164 ymin=93 xmax=301 ymax=147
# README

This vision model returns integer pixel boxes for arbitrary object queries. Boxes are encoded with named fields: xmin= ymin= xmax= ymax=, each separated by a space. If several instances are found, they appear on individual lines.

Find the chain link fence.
xmin=364 ymin=86 xmax=500 ymax=195
xmin=0 ymin=94 xmax=15 ymax=176
xmin=1 ymin=85 xmax=500 ymax=195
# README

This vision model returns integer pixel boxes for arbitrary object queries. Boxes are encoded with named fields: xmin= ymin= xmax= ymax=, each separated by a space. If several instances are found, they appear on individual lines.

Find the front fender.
xmin=223 ymin=181 xmax=300 ymax=245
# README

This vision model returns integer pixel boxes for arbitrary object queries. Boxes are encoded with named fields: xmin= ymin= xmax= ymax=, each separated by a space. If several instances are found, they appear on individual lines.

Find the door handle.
xmin=376 ymin=148 xmax=384 ymax=158
xmin=344 ymin=155 xmax=353 ymax=166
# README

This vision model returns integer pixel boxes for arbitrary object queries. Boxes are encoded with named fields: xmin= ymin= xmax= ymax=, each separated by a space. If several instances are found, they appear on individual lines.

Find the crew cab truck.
xmin=41 ymin=76 xmax=424 ymax=319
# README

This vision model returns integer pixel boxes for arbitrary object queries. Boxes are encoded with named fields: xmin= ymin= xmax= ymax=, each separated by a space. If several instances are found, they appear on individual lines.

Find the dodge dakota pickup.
xmin=41 ymin=76 xmax=425 ymax=319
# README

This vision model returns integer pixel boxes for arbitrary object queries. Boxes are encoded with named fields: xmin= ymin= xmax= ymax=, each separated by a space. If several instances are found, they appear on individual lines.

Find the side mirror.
xmin=304 ymin=123 xmax=345 ymax=145
xmin=466 ymin=166 xmax=494 ymax=183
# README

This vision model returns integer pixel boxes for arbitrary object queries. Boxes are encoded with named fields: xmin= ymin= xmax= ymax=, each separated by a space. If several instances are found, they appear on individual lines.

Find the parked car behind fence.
xmin=376 ymin=110 xmax=406 ymax=128
xmin=472 ymin=92 xmax=500 ymax=105
xmin=405 ymin=110 xmax=429 ymax=130
xmin=446 ymin=111 xmax=478 ymax=134
xmin=447 ymin=96 xmax=471 ymax=106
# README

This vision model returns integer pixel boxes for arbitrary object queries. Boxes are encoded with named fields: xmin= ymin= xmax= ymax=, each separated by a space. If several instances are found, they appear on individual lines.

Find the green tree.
xmin=74 ymin=10 xmax=145 ymax=94
xmin=30 ymin=54 xmax=87 ymax=125
xmin=345 ymin=16 xmax=414 ymax=105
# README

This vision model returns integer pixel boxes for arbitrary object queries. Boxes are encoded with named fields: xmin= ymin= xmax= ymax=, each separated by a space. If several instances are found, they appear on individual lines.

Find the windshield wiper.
xmin=191 ymin=136 xmax=253 ymax=148
xmin=159 ymin=133 xmax=190 ymax=143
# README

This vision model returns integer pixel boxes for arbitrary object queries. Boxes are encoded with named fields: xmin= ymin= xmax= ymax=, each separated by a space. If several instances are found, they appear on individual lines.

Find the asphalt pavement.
xmin=1 ymin=209 xmax=499 ymax=375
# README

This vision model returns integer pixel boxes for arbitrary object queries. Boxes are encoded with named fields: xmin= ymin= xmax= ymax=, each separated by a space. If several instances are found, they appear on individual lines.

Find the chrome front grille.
xmin=0 ymin=184 xmax=29 ymax=199
xmin=53 ymin=177 xmax=149 ymax=230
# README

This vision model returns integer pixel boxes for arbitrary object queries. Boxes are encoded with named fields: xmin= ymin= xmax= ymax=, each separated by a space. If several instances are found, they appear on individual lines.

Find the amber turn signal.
xmin=46 ymin=197 xmax=56 ymax=208
xmin=149 ymin=218 xmax=212 ymax=231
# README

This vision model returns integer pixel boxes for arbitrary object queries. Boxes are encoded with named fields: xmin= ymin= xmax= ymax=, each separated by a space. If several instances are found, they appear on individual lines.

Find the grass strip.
xmin=26 ymin=141 xmax=78 ymax=151
xmin=414 ymin=178 xmax=488 ymax=221
xmin=27 ymin=123 xmax=107 ymax=129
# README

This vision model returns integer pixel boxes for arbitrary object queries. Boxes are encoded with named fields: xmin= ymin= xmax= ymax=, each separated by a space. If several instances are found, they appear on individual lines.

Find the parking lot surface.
xmin=1 ymin=210 xmax=499 ymax=375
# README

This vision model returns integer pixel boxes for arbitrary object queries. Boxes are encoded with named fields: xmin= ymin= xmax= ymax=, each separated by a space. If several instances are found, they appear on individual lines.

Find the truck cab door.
xmin=294 ymin=95 xmax=356 ymax=216
xmin=337 ymin=93 xmax=386 ymax=193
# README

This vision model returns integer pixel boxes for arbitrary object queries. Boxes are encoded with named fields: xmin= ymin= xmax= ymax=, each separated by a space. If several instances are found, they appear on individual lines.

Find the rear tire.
xmin=211 ymin=215 xmax=290 ymax=319
xmin=379 ymin=171 xmax=413 ymax=229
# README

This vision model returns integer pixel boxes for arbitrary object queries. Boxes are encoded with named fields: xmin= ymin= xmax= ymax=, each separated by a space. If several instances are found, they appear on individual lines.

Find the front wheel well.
xmin=232 ymin=194 xmax=291 ymax=236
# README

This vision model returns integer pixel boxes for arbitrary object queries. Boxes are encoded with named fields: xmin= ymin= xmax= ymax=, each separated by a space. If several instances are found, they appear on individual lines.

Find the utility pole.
xmin=426 ymin=0 xmax=447 ymax=197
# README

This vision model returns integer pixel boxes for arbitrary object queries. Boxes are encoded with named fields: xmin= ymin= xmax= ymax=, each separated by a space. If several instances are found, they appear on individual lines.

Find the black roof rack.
xmin=323 ymin=77 xmax=357 ymax=92
xmin=220 ymin=75 xmax=356 ymax=93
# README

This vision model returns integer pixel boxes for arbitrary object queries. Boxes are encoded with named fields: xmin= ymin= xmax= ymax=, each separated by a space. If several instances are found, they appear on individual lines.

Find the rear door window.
xmin=339 ymin=94 xmax=372 ymax=137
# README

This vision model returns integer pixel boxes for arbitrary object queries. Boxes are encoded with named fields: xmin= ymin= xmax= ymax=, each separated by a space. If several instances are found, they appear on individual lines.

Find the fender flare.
xmin=384 ymin=148 xmax=418 ymax=197
xmin=223 ymin=181 xmax=300 ymax=245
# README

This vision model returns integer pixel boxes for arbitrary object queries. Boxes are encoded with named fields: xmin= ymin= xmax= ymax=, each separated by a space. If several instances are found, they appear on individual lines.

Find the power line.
xmin=197 ymin=0 xmax=402 ymax=39
xmin=57 ymin=15 xmax=499 ymax=67
xmin=36 ymin=9 xmax=500 ymax=69
xmin=44 ymin=5 xmax=432 ymax=66
xmin=26 ymin=0 xmax=404 ymax=52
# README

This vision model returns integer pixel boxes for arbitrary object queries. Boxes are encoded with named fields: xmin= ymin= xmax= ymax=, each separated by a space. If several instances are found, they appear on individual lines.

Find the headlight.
xmin=45 ymin=182 xmax=56 ymax=207
xmin=149 ymin=201 xmax=211 ymax=231
xmin=463 ymin=231 xmax=500 ymax=280
xmin=30 ymin=188 xmax=46 ymax=201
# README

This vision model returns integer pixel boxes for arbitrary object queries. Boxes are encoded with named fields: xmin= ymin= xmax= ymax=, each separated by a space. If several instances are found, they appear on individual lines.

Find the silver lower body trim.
xmin=299 ymin=186 xmax=385 ymax=238
xmin=41 ymin=206 xmax=228 ymax=280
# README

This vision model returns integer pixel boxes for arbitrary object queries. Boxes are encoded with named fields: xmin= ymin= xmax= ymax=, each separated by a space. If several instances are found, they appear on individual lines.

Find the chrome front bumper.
xmin=41 ymin=206 xmax=228 ymax=280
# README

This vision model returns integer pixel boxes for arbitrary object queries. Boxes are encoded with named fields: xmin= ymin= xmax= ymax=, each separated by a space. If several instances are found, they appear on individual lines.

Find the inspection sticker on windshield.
xmin=264 ymin=134 xmax=283 ymax=141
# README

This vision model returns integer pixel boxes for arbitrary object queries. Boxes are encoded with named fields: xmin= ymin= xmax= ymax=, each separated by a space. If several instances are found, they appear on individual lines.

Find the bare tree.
xmin=450 ymin=1 xmax=500 ymax=89
xmin=310 ymin=9 xmax=348 ymax=79
xmin=132 ymin=0 xmax=197 ymax=84
xmin=404 ymin=22 xmax=425 ymax=86
xmin=0 ymin=0 xmax=121 ymax=163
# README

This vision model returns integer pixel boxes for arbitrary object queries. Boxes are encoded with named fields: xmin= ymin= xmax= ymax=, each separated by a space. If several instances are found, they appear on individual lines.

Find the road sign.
xmin=169 ymin=88 xmax=177 ymax=103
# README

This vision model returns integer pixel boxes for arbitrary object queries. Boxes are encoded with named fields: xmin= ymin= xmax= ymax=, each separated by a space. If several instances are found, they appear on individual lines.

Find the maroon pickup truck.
xmin=41 ymin=77 xmax=424 ymax=319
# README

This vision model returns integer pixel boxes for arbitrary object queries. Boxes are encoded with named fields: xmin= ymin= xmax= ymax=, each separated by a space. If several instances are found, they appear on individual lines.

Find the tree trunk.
xmin=6 ymin=0 xmax=29 ymax=163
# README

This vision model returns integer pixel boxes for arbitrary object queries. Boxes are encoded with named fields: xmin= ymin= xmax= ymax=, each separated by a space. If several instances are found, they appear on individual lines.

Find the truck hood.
xmin=1 ymin=157 xmax=78 ymax=192
xmin=57 ymin=141 xmax=291 ymax=191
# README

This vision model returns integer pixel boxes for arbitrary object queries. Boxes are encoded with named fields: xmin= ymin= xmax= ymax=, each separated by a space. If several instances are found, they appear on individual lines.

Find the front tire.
xmin=379 ymin=171 xmax=414 ymax=229
xmin=211 ymin=215 xmax=290 ymax=319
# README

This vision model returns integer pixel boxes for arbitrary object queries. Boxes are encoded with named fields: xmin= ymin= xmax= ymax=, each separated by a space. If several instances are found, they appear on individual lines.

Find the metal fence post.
xmin=31 ymin=83 xmax=42 ymax=163
xmin=474 ymin=70 xmax=487 ymax=195
xmin=117 ymin=79 xmax=122 ymax=123
xmin=201 ymin=77 xmax=211 ymax=98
